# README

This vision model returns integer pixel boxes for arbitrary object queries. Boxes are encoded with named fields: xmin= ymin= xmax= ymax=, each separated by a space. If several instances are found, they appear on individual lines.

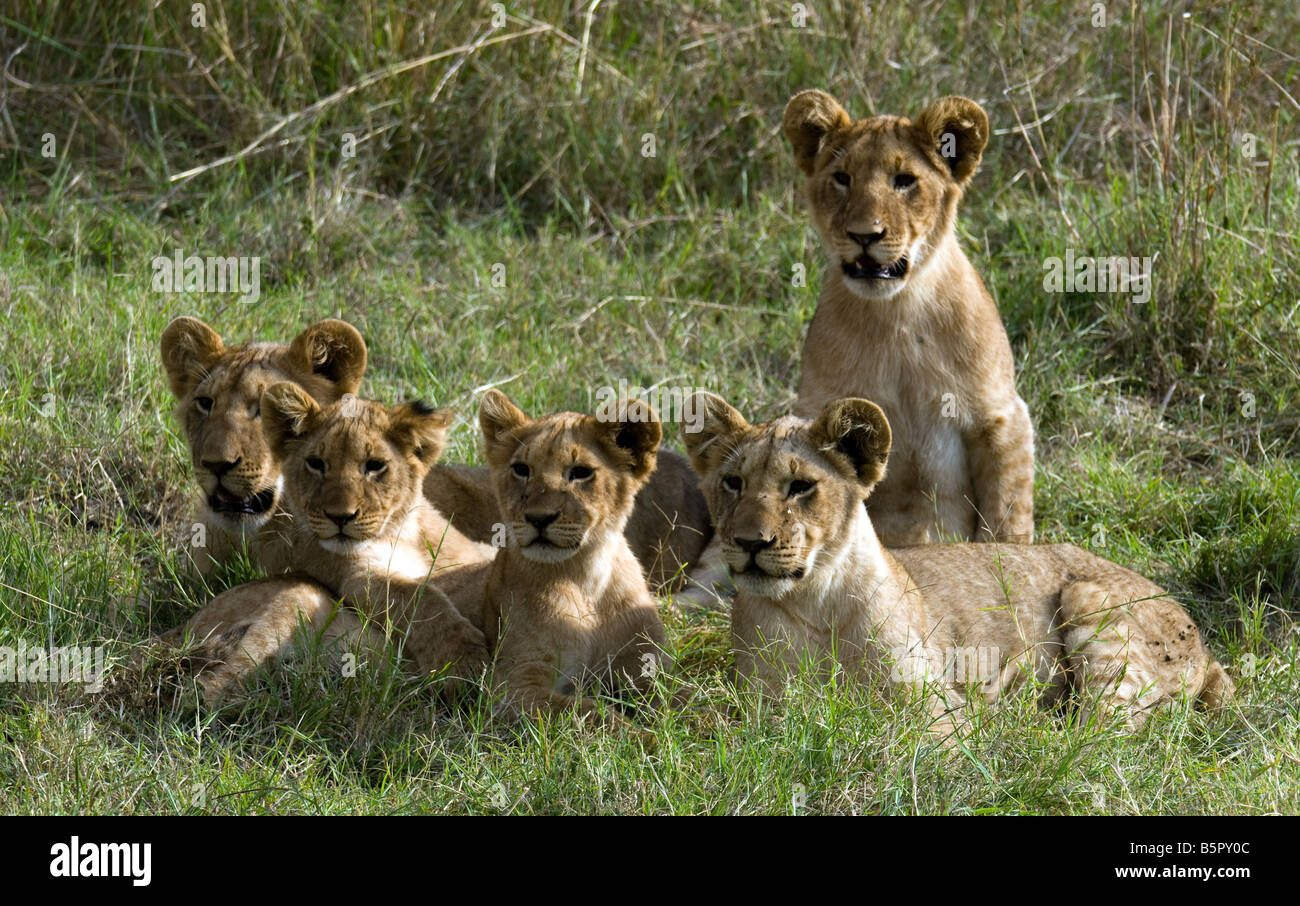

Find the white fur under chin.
xmin=202 ymin=504 xmax=274 ymax=537
xmin=840 ymin=273 xmax=907 ymax=300
xmin=733 ymin=572 xmax=800 ymax=599
xmin=316 ymin=510 xmax=433 ymax=582
xmin=517 ymin=542 xmax=581 ymax=564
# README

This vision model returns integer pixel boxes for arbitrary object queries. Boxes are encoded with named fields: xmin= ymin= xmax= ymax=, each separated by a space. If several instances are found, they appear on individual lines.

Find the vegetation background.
xmin=0 ymin=0 xmax=1296 ymax=814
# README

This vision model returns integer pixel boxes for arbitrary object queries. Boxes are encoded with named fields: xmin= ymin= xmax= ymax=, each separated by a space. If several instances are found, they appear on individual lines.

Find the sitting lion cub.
xmin=783 ymin=90 xmax=1034 ymax=544
xmin=683 ymin=391 xmax=1232 ymax=731
xmin=478 ymin=390 xmax=669 ymax=728
xmin=259 ymin=383 xmax=495 ymax=685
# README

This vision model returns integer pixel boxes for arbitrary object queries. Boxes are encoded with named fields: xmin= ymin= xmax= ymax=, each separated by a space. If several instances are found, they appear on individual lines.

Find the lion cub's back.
xmin=888 ymin=542 xmax=1167 ymax=644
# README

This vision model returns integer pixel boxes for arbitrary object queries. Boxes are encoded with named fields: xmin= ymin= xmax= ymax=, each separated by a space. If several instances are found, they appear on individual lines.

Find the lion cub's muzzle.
xmin=513 ymin=511 xmax=585 ymax=560
xmin=725 ymin=535 xmax=808 ymax=581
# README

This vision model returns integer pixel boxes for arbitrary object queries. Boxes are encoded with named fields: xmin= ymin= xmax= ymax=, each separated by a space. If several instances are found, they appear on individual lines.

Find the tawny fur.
xmin=784 ymin=90 xmax=1034 ymax=544
xmin=683 ymin=392 xmax=1233 ymax=735
xmin=260 ymin=385 xmax=496 ymax=689
xmin=478 ymin=390 xmax=669 ymax=730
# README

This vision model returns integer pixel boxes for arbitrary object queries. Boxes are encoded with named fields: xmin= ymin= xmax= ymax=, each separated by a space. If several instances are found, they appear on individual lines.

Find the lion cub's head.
xmin=783 ymin=90 xmax=989 ymax=301
xmin=683 ymin=393 xmax=891 ymax=598
xmin=479 ymin=390 xmax=661 ymax=564
xmin=160 ymin=317 xmax=367 ymax=530
xmin=260 ymin=383 xmax=451 ymax=551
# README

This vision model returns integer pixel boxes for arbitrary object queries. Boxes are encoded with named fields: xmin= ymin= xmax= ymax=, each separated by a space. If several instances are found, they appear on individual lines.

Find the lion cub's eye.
xmin=194 ymin=397 xmax=214 ymax=415
xmin=305 ymin=457 xmax=326 ymax=475
xmin=722 ymin=475 xmax=743 ymax=493
xmin=787 ymin=479 xmax=816 ymax=497
xmin=832 ymin=171 xmax=851 ymax=187
xmin=567 ymin=465 xmax=594 ymax=481
xmin=893 ymin=173 xmax=916 ymax=189
xmin=511 ymin=462 xmax=531 ymax=479
xmin=364 ymin=459 xmax=387 ymax=476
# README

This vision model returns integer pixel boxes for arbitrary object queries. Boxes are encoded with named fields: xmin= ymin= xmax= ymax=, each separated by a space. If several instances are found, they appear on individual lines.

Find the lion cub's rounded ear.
xmin=390 ymin=401 xmax=453 ymax=469
xmin=595 ymin=399 xmax=661 ymax=480
xmin=160 ymin=317 xmax=225 ymax=398
xmin=809 ymin=398 xmax=891 ymax=487
xmin=286 ymin=319 xmax=368 ymax=397
xmin=784 ymin=90 xmax=852 ymax=175
xmin=479 ymin=389 xmax=530 ymax=466
xmin=261 ymin=382 xmax=321 ymax=458
xmin=913 ymin=96 xmax=989 ymax=185
xmin=681 ymin=392 xmax=750 ymax=476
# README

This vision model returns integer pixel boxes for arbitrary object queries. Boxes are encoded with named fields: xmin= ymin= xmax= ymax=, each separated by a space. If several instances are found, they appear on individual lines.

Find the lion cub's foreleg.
xmin=964 ymin=398 xmax=1035 ymax=543
xmin=606 ymin=607 xmax=672 ymax=701
xmin=360 ymin=578 xmax=490 ymax=691
xmin=157 ymin=577 xmax=380 ymax=705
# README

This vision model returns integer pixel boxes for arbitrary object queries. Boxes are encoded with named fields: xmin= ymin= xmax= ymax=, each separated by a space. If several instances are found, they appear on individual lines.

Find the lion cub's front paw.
xmin=413 ymin=620 xmax=490 ymax=689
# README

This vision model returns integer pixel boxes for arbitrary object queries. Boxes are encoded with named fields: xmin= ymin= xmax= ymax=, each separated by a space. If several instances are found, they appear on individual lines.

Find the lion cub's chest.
xmin=493 ymin=561 xmax=600 ymax=638
xmin=799 ymin=297 xmax=974 ymax=542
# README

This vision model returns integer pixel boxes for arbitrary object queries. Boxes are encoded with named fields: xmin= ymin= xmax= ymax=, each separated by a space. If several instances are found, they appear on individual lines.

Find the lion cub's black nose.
xmin=847 ymin=229 xmax=886 ymax=248
xmin=525 ymin=512 xmax=559 ymax=531
xmin=202 ymin=458 xmax=240 ymax=476
xmin=327 ymin=510 xmax=359 ymax=529
xmin=735 ymin=535 xmax=776 ymax=554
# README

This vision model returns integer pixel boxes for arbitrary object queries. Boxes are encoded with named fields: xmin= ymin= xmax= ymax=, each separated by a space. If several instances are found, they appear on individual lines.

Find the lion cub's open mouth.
xmin=209 ymin=485 xmax=276 ymax=516
xmin=841 ymin=253 xmax=909 ymax=281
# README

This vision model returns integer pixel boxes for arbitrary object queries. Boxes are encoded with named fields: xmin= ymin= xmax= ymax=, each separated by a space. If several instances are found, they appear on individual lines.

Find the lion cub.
xmin=783 ymin=90 xmax=1034 ymax=544
xmin=683 ymin=392 xmax=1232 ymax=732
xmin=260 ymin=383 xmax=495 ymax=684
xmin=478 ymin=390 xmax=669 ymax=728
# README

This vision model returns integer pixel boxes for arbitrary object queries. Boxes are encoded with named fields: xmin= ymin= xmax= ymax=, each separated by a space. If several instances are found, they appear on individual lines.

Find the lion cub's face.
xmin=160 ymin=317 xmax=366 ymax=530
xmin=261 ymin=384 xmax=451 ymax=552
xmin=479 ymin=390 xmax=661 ymax=564
xmin=684 ymin=394 xmax=891 ymax=598
xmin=783 ymin=91 xmax=989 ymax=301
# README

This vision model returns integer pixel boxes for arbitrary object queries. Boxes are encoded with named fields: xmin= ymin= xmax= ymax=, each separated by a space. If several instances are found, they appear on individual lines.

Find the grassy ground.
xmin=0 ymin=0 xmax=1297 ymax=814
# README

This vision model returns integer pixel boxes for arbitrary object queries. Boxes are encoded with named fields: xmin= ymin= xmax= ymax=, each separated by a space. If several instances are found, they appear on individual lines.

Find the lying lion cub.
xmin=478 ymin=390 xmax=669 ymax=728
xmin=783 ymin=90 xmax=1034 ymax=544
xmin=683 ymin=391 xmax=1232 ymax=731
xmin=259 ymin=383 xmax=495 ymax=686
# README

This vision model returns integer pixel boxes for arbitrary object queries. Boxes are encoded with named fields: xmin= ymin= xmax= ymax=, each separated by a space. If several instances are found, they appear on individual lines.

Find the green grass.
xmin=0 ymin=0 xmax=1297 ymax=814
